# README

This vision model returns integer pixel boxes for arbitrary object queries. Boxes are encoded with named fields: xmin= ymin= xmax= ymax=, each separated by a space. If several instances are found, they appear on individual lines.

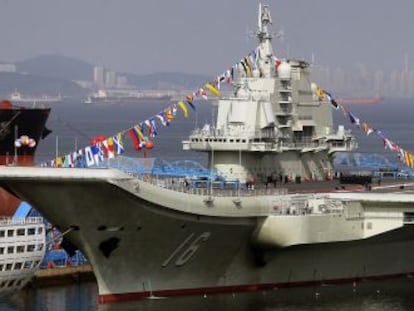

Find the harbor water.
xmin=3 ymin=97 xmax=414 ymax=310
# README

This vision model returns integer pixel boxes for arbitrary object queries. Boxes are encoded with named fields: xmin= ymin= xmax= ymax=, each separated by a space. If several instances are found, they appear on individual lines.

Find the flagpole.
xmin=55 ymin=136 xmax=59 ymax=159
xmin=210 ymin=144 xmax=214 ymax=198
xmin=238 ymin=148 xmax=241 ymax=199
xmin=195 ymin=108 xmax=198 ymax=130
xmin=14 ymin=125 xmax=18 ymax=165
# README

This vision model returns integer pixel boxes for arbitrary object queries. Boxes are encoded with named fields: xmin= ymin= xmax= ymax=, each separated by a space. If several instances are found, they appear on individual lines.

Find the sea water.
xmin=3 ymin=97 xmax=414 ymax=310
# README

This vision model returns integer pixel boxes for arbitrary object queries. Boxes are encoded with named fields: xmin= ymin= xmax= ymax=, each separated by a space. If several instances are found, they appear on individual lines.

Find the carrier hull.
xmin=2 ymin=167 xmax=414 ymax=304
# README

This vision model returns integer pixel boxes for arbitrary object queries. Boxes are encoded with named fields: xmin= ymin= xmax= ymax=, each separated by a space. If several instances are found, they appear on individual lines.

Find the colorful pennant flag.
xmin=128 ymin=127 xmax=142 ymax=150
xmin=113 ymin=133 xmax=124 ymax=155
xmin=348 ymin=112 xmax=360 ymax=126
xmin=205 ymin=83 xmax=220 ymax=96
xmin=178 ymin=101 xmax=188 ymax=118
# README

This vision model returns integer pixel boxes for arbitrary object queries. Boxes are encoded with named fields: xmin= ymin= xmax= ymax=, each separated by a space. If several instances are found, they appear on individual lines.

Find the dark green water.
xmin=2 ymin=277 xmax=414 ymax=310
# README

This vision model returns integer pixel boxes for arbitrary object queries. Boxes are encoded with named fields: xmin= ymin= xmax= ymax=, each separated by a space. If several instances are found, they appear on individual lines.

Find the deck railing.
xmin=0 ymin=217 xmax=43 ymax=226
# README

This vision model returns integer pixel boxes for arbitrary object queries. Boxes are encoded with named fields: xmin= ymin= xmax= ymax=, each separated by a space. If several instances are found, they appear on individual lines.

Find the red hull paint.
xmin=0 ymin=155 xmax=36 ymax=216
xmin=0 ymin=155 xmax=35 ymax=166
xmin=98 ymin=272 xmax=412 ymax=304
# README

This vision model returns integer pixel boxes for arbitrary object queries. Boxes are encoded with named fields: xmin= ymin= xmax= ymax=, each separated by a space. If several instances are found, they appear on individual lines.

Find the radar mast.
xmin=256 ymin=3 xmax=274 ymax=78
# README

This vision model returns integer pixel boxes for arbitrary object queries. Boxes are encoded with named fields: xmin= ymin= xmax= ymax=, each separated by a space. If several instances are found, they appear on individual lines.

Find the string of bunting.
xmin=43 ymin=47 xmax=268 ymax=168
xmin=315 ymin=87 xmax=414 ymax=169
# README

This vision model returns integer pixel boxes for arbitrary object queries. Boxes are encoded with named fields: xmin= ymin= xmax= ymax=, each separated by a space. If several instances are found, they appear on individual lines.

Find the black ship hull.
xmin=0 ymin=106 xmax=51 ymax=165
xmin=0 ymin=102 xmax=51 ymax=216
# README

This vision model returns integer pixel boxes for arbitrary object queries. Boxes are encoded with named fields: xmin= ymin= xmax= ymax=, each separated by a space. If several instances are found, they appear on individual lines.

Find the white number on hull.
xmin=162 ymin=232 xmax=211 ymax=267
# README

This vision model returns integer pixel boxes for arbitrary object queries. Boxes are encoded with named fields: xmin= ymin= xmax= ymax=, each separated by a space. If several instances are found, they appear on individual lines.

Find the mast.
xmin=256 ymin=3 xmax=274 ymax=78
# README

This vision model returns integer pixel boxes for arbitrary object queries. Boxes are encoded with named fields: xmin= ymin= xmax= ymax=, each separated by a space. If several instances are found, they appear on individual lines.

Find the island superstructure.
xmin=1 ymin=3 xmax=414 ymax=306
xmin=183 ymin=3 xmax=355 ymax=182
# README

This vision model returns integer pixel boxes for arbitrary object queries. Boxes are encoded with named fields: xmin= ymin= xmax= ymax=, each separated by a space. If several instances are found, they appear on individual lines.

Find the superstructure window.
xmin=37 ymin=227 xmax=43 ymax=234
xmin=5 ymin=263 xmax=12 ymax=271
xmin=16 ymin=246 xmax=24 ymax=253
xmin=24 ymin=261 xmax=33 ymax=269
xmin=27 ymin=245 xmax=35 ymax=252
xmin=28 ymin=228 xmax=36 ymax=235
xmin=0 ymin=247 xmax=4 ymax=254
xmin=14 ymin=262 xmax=22 ymax=270
xmin=0 ymin=231 xmax=4 ymax=238
xmin=17 ymin=229 xmax=25 ymax=236
xmin=7 ymin=230 xmax=14 ymax=237
xmin=7 ymin=246 xmax=14 ymax=254
xmin=37 ymin=244 xmax=44 ymax=251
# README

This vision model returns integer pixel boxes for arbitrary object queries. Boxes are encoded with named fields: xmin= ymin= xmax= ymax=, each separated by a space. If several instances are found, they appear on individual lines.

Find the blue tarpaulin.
xmin=12 ymin=201 xmax=32 ymax=219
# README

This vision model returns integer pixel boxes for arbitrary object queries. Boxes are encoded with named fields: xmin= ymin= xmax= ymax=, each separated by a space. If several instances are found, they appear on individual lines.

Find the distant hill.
xmin=16 ymin=54 xmax=94 ymax=81
xmin=15 ymin=54 xmax=212 ymax=91
xmin=123 ymin=72 xmax=212 ymax=90
xmin=0 ymin=72 xmax=87 ymax=99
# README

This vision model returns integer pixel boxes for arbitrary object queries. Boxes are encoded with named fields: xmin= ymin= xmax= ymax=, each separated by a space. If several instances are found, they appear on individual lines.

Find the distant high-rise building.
xmin=105 ymin=71 xmax=116 ymax=88
xmin=0 ymin=63 xmax=16 ymax=73
xmin=373 ymin=70 xmax=385 ymax=95
xmin=408 ymin=70 xmax=414 ymax=97
xmin=93 ymin=66 xmax=105 ymax=87
xmin=116 ymin=76 xmax=128 ymax=89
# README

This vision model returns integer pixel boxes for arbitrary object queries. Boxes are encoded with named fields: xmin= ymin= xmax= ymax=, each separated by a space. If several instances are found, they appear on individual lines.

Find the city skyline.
xmin=1 ymin=0 xmax=414 ymax=78
xmin=312 ymin=56 xmax=414 ymax=98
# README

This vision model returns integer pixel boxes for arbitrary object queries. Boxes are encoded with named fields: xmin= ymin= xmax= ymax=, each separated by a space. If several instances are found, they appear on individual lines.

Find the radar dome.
xmin=277 ymin=62 xmax=291 ymax=80
xmin=236 ymin=87 xmax=249 ymax=98
xmin=252 ymin=68 xmax=260 ymax=78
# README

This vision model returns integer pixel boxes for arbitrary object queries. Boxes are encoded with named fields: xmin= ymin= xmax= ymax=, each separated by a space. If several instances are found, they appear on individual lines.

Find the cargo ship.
xmin=0 ymin=99 xmax=51 ymax=216
xmin=83 ymin=89 xmax=172 ymax=105
xmin=2 ymin=3 xmax=414 ymax=305
xmin=9 ymin=91 xmax=62 ymax=104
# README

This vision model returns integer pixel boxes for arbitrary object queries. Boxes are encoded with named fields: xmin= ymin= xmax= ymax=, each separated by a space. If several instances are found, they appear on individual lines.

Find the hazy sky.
xmin=0 ymin=0 xmax=412 ymax=76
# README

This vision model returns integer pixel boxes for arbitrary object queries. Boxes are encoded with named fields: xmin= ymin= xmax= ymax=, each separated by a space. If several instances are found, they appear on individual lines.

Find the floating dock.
xmin=29 ymin=265 xmax=95 ymax=287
